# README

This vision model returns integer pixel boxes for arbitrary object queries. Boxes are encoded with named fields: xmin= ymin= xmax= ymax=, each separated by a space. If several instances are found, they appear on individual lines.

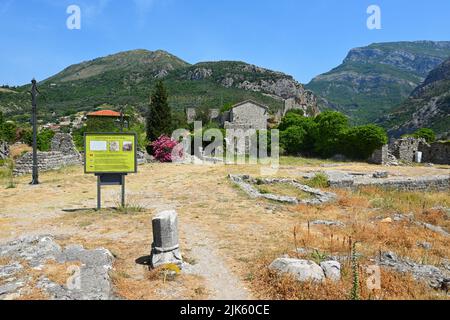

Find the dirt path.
xmin=181 ymin=222 xmax=252 ymax=300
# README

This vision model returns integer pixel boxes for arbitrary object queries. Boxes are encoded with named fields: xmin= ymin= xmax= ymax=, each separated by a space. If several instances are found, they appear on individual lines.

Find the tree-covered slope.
xmin=379 ymin=57 xmax=450 ymax=138
xmin=0 ymin=50 xmax=318 ymax=123
xmin=306 ymin=41 xmax=450 ymax=124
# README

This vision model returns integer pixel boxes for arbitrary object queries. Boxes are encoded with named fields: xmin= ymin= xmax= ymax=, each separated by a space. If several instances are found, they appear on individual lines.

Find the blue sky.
xmin=1 ymin=0 xmax=449 ymax=86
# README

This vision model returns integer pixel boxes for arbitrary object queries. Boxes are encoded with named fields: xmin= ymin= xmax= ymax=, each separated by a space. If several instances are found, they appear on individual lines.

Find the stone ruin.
xmin=150 ymin=210 xmax=183 ymax=269
xmin=229 ymin=174 xmax=337 ymax=205
xmin=301 ymin=170 xmax=449 ymax=192
xmin=0 ymin=141 xmax=9 ymax=160
xmin=13 ymin=133 xmax=82 ymax=175
xmin=369 ymin=137 xmax=450 ymax=165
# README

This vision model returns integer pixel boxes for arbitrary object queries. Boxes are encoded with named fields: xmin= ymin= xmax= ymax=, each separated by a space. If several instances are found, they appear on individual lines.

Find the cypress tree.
xmin=146 ymin=81 xmax=171 ymax=142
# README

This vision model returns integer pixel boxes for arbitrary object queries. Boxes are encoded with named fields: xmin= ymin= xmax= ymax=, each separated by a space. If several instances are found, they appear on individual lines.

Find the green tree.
xmin=86 ymin=117 xmax=118 ymax=133
xmin=278 ymin=112 xmax=317 ymax=153
xmin=413 ymin=128 xmax=436 ymax=143
xmin=2 ymin=122 xmax=17 ymax=143
xmin=23 ymin=128 xmax=55 ymax=151
xmin=280 ymin=126 xmax=307 ymax=155
xmin=146 ymin=81 xmax=171 ymax=142
xmin=341 ymin=125 xmax=388 ymax=160
xmin=313 ymin=111 xmax=349 ymax=158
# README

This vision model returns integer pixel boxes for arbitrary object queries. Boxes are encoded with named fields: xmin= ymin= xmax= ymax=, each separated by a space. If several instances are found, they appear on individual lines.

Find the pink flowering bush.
xmin=151 ymin=135 xmax=183 ymax=162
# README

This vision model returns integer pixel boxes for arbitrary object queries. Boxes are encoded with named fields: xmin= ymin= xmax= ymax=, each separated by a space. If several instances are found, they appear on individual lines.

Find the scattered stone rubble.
xmin=378 ymin=252 xmax=450 ymax=291
xmin=374 ymin=212 xmax=449 ymax=238
xmin=229 ymin=174 xmax=337 ymax=205
xmin=0 ymin=235 xmax=115 ymax=300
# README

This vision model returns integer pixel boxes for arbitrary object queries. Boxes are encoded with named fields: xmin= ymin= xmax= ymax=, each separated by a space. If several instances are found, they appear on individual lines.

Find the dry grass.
xmin=252 ymin=253 xmax=440 ymax=300
xmin=257 ymin=183 xmax=312 ymax=200
xmin=0 ymin=161 xmax=448 ymax=300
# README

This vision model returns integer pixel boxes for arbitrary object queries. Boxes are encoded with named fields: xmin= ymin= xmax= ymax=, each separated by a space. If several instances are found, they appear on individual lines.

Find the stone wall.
xmin=13 ymin=152 xmax=82 ymax=175
xmin=389 ymin=137 xmax=423 ymax=162
xmin=355 ymin=175 xmax=449 ymax=192
xmin=368 ymin=144 xmax=389 ymax=165
xmin=225 ymin=101 xmax=268 ymax=131
xmin=420 ymin=141 xmax=450 ymax=165
xmin=0 ymin=141 xmax=9 ymax=160
xmin=13 ymin=133 xmax=82 ymax=175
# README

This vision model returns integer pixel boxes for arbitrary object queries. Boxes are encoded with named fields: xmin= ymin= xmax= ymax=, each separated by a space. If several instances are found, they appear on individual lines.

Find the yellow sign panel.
xmin=84 ymin=133 xmax=137 ymax=174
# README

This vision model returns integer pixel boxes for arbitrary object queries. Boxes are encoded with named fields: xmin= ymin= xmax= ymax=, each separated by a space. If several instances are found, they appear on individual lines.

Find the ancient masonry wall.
xmin=353 ymin=175 xmax=449 ymax=192
xmin=369 ymin=138 xmax=449 ymax=165
xmin=13 ymin=133 xmax=82 ymax=175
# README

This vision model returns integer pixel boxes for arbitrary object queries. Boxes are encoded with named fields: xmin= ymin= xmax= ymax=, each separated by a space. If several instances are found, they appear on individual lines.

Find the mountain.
xmin=306 ymin=41 xmax=450 ymax=124
xmin=0 ymin=49 xmax=318 ymax=122
xmin=380 ymin=57 xmax=450 ymax=138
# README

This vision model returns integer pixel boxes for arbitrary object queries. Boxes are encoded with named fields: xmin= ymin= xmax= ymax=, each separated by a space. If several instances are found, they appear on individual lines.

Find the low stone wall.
xmin=13 ymin=151 xmax=81 ymax=175
xmin=354 ymin=175 xmax=449 ymax=191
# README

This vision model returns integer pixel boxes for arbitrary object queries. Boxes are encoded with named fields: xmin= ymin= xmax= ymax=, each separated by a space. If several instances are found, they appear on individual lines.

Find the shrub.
xmin=151 ymin=135 xmax=183 ymax=162
xmin=413 ymin=128 xmax=436 ymax=143
xmin=341 ymin=125 xmax=388 ymax=160
xmin=305 ymin=173 xmax=329 ymax=188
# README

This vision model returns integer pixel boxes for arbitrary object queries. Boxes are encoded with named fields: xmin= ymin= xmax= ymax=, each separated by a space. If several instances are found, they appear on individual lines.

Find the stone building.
xmin=223 ymin=100 xmax=268 ymax=130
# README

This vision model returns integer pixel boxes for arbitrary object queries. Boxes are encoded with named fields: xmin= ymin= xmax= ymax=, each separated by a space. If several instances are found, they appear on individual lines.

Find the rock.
xmin=373 ymin=171 xmax=389 ymax=179
xmin=320 ymin=261 xmax=341 ymax=281
xmin=0 ymin=263 xmax=23 ymax=278
xmin=269 ymin=258 xmax=325 ymax=282
xmin=150 ymin=210 xmax=183 ymax=268
xmin=416 ymin=222 xmax=449 ymax=237
xmin=188 ymin=68 xmax=213 ymax=80
xmin=381 ymin=217 xmax=393 ymax=223
xmin=0 ymin=281 xmax=25 ymax=296
xmin=0 ymin=235 xmax=115 ymax=300
xmin=378 ymin=251 xmax=450 ymax=290
xmin=310 ymin=220 xmax=345 ymax=227
xmin=392 ymin=213 xmax=414 ymax=222
xmin=0 ymin=141 xmax=10 ymax=160
xmin=0 ymin=235 xmax=62 ymax=268
xmin=417 ymin=241 xmax=432 ymax=250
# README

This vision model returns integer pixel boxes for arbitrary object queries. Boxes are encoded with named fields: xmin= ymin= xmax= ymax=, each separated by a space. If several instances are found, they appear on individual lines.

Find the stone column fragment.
xmin=150 ymin=210 xmax=183 ymax=268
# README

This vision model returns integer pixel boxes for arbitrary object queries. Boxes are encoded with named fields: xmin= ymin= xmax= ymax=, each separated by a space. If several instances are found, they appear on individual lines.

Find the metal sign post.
xmin=96 ymin=173 xmax=126 ymax=210
xmin=84 ymin=132 xmax=137 ymax=211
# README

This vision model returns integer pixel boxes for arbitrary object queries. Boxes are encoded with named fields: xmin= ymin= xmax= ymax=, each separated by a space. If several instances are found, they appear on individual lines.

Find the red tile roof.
xmin=87 ymin=110 xmax=121 ymax=117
